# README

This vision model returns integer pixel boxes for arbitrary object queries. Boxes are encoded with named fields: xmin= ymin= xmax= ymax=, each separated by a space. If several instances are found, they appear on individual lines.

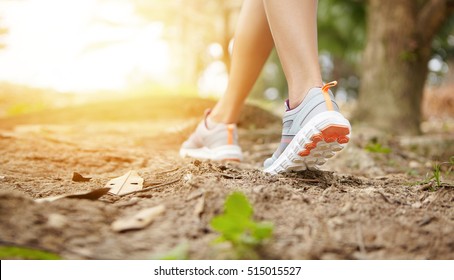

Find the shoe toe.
xmin=263 ymin=157 xmax=275 ymax=169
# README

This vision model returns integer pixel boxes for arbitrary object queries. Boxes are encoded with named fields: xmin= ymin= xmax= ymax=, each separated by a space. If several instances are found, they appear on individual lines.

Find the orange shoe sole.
xmin=298 ymin=124 xmax=350 ymax=157
xmin=264 ymin=111 xmax=351 ymax=174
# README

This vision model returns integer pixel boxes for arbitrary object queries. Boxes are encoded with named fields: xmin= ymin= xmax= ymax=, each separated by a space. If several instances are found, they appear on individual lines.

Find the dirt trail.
xmin=0 ymin=97 xmax=453 ymax=259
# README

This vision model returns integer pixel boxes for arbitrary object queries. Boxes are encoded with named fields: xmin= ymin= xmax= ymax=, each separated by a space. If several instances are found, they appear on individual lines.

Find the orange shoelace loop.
xmin=322 ymin=80 xmax=337 ymax=93
xmin=321 ymin=80 xmax=337 ymax=111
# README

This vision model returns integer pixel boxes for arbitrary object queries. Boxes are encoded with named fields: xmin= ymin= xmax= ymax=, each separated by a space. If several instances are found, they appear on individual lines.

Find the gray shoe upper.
xmin=181 ymin=116 xmax=239 ymax=150
xmin=264 ymin=87 xmax=339 ymax=168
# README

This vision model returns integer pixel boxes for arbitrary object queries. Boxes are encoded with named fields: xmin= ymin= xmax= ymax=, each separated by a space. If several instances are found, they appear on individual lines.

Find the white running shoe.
xmin=180 ymin=109 xmax=243 ymax=161
xmin=263 ymin=81 xmax=351 ymax=174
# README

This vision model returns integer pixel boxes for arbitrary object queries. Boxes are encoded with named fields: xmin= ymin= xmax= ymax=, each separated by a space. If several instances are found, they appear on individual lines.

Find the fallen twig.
xmin=418 ymin=216 xmax=436 ymax=227
xmin=128 ymin=177 xmax=182 ymax=195
xmin=377 ymin=191 xmax=409 ymax=206
xmin=218 ymin=173 xmax=243 ymax=179
xmin=155 ymin=167 xmax=181 ymax=176
xmin=377 ymin=191 xmax=392 ymax=204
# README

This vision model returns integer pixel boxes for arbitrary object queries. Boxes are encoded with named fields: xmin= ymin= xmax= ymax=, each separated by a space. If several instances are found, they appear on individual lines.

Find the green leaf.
xmin=0 ymin=246 xmax=61 ymax=260
xmin=211 ymin=215 xmax=243 ymax=241
xmin=153 ymin=242 xmax=189 ymax=260
xmin=364 ymin=142 xmax=391 ymax=154
xmin=252 ymin=222 xmax=274 ymax=240
xmin=224 ymin=192 xmax=253 ymax=219
xmin=209 ymin=191 xmax=274 ymax=259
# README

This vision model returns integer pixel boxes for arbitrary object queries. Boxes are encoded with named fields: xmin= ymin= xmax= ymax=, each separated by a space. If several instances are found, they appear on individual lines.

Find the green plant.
xmin=431 ymin=162 xmax=442 ymax=189
xmin=447 ymin=156 xmax=454 ymax=175
xmin=0 ymin=246 xmax=61 ymax=260
xmin=210 ymin=192 xmax=273 ymax=259
xmin=6 ymin=102 xmax=47 ymax=116
xmin=152 ymin=242 xmax=189 ymax=260
xmin=421 ymin=158 xmax=454 ymax=191
xmin=364 ymin=142 xmax=391 ymax=154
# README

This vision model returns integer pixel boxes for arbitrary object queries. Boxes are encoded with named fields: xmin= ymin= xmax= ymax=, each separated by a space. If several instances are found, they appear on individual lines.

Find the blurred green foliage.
xmin=364 ymin=141 xmax=392 ymax=154
xmin=318 ymin=0 xmax=366 ymax=64
xmin=251 ymin=0 xmax=366 ymax=101
xmin=6 ymin=102 xmax=47 ymax=116
xmin=0 ymin=246 xmax=61 ymax=260
xmin=211 ymin=192 xmax=273 ymax=259
xmin=0 ymin=83 xmax=65 ymax=118
xmin=433 ymin=15 xmax=454 ymax=60
xmin=114 ymin=1 xmax=454 ymax=101
xmin=153 ymin=242 xmax=189 ymax=260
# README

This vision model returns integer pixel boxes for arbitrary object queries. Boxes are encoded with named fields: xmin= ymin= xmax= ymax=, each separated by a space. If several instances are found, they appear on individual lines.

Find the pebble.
xmin=47 ymin=213 xmax=67 ymax=229
xmin=411 ymin=202 xmax=422 ymax=209
xmin=409 ymin=161 xmax=420 ymax=168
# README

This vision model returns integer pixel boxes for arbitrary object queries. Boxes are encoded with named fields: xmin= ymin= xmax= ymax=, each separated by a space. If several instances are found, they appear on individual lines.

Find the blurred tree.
xmin=131 ymin=0 xmax=454 ymax=131
xmin=318 ymin=0 xmax=366 ymax=95
xmin=250 ymin=1 xmax=367 ymax=102
xmin=431 ymin=15 xmax=454 ymax=84
xmin=133 ymin=0 xmax=241 ymax=86
xmin=355 ymin=0 xmax=454 ymax=135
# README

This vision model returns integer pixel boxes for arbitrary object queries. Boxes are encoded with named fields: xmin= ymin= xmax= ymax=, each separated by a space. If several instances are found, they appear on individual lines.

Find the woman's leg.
xmin=182 ymin=0 xmax=351 ymax=169
xmin=261 ymin=0 xmax=351 ymax=173
xmin=209 ymin=0 xmax=274 ymax=124
xmin=180 ymin=0 xmax=273 ymax=161
xmin=263 ymin=0 xmax=323 ymax=109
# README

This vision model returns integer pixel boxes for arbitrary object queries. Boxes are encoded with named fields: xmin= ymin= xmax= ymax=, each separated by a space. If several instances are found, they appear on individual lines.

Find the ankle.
xmin=288 ymin=82 xmax=323 ymax=109
xmin=209 ymin=104 xmax=240 ymax=124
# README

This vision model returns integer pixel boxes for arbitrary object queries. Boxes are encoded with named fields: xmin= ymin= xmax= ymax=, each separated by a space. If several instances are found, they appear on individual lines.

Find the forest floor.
xmin=0 ymin=95 xmax=453 ymax=259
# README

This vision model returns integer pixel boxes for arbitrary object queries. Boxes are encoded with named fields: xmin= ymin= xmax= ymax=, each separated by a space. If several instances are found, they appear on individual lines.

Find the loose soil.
xmin=0 ymin=96 xmax=453 ymax=259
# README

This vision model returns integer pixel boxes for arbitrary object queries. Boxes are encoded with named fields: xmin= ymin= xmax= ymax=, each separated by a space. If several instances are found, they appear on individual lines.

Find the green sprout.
xmin=364 ymin=141 xmax=391 ymax=154
xmin=448 ymin=156 xmax=454 ymax=175
xmin=0 ymin=246 xmax=61 ymax=260
xmin=153 ymin=242 xmax=189 ymax=260
xmin=431 ymin=162 xmax=442 ymax=189
xmin=210 ymin=192 xmax=273 ymax=259
xmin=424 ymin=158 xmax=454 ymax=191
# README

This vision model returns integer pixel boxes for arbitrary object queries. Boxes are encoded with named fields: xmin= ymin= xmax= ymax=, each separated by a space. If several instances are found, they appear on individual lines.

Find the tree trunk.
xmin=355 ymin=0 xmax=448 ymax=135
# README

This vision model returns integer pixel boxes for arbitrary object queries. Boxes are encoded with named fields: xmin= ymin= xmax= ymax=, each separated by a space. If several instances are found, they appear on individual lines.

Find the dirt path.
xmin=0 ymin=97 xmax=453 ymax=259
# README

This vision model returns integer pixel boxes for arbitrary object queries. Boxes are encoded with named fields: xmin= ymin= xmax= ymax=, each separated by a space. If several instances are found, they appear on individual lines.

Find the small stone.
xmin=290 ymin=194 xmax=300 ymax=200
xmin=253 ymin=185 xmax=266 ymax=193
xmin=47 ymin=213 xmax=67 ymax=229
xmin=340 ymin=202 xmax=352 ymax=214
xmin=411 ymin=202 xmax=422 ymax=209
xmin=409 ymin=161 xmax=420 ymax=169
xmin=183 ymin=174 xmax=193 ymax=183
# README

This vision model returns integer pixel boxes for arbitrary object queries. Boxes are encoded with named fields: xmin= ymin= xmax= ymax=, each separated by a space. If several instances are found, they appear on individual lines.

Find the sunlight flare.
xmin=0 ymin=0 xmax=171 ymax=93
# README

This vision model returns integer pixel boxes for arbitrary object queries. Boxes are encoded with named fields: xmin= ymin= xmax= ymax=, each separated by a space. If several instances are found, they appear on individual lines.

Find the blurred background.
xmin=0 ymin=0 xmax=453 ymax=136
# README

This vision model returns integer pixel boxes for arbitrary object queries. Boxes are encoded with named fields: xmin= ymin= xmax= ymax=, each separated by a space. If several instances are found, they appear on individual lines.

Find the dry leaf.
xmin=112 ymin=205 xmax=165 ymax=232
xmin=35 ymin=188 xmax=110 ymax=203
xmin=106 ymin=170 xmax=143 ymax=196
xmin=72 ymin=172 xmax=91 ymax=182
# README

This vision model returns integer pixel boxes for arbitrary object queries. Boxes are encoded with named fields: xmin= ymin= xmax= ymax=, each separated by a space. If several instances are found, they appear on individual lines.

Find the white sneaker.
xmin=180 ymin=109 xmax=243 ymax=161
xmin=264 ymin=81 xmax=351 ymax=174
